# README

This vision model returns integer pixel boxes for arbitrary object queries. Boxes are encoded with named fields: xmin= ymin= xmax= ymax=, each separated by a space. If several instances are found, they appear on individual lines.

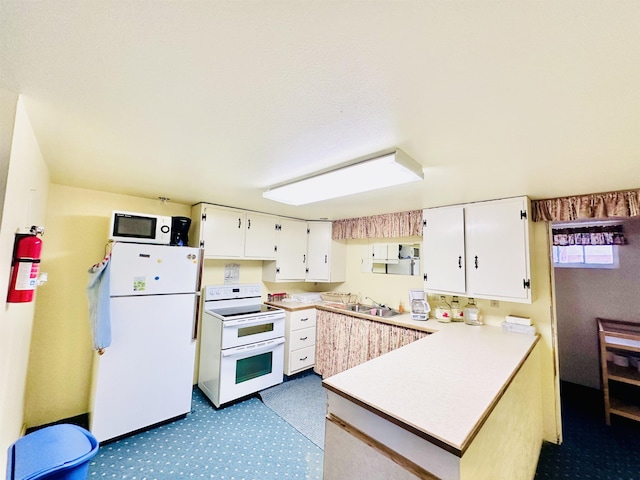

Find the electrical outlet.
xmin=490 ymin=300 xmax=499 ymax=308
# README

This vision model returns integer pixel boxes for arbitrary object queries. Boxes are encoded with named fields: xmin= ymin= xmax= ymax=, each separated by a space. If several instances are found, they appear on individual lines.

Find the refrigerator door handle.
xmin=192 ymin=248 xmax=205 ymax=340
xmin=192 ymin=292 xmax=201 ymax=340
xmin=196 ymin=248 xmax=204 ymax=292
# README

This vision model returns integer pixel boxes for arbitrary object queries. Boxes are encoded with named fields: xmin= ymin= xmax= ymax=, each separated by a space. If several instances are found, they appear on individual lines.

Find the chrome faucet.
xmin=365 ymin=296 xmax=387 ymax=309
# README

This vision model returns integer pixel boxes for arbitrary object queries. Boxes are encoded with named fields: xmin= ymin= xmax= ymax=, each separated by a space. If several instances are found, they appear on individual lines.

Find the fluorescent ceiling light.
xmin=263 ymin=149 xmax=423 ymax=206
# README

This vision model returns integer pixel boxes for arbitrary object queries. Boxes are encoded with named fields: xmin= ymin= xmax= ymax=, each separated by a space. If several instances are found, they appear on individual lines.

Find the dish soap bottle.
xmin=450 ymin=296 xmax=464 ymax=322
xmin=435 ymin=295 xmax=451 ymax=323
xmin=463 ymin=298 xmax=482 ymax=326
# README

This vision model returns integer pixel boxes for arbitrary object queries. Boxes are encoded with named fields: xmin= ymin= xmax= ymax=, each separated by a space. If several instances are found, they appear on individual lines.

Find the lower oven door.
xmin=221 ymin=313 xmax=285 ymax=349
xmin=218 ymin=337 xmax=285 ymax=406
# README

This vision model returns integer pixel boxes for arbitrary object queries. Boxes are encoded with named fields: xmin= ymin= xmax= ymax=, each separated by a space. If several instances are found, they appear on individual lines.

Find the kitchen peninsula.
xmin=317 ymin=309 xmax=542 ymax=480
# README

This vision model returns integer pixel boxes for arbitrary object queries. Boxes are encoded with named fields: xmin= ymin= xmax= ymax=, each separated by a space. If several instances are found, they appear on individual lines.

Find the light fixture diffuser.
xmin=263 ymin=149 xmax=423 ymax=206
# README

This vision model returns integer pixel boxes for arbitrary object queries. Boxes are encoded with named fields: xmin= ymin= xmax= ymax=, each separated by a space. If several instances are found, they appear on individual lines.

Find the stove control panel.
xmin=204 ymin=283 xmax=262 ymax=301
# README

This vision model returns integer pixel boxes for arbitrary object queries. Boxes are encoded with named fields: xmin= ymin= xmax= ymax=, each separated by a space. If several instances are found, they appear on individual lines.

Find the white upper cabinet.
xmin=422 ymin=205 xmax=466 ymax=294
xmin=191 ymin=204 xmax=278 ymax=260
xmin=465 ymin=197 xmax=531 ymax=302
xmin=244 ymin=212 xmax=279 ymax=259
xmin=196 ymin=204 xmax=244 ymax=258
xmin=263 ymin=218 xmax=308 ymax=282
xmin=422 ymin=196 xmax=532 ymax=304
xmin=305 ymin=221 xmax=346 ymax=283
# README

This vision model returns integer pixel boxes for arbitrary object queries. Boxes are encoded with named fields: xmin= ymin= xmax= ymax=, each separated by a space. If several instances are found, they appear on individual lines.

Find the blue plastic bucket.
xmin=6 ymin=424 xmax=99 ymax=480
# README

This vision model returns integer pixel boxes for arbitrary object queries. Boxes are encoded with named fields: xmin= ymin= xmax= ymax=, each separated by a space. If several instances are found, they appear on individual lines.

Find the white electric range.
xmin=197 ymin=283 xmax=285 ymax=407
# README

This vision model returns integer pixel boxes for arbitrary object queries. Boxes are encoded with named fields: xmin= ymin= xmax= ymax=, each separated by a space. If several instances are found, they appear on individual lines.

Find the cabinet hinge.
xmin=520 ymin=210 xmax=527 ymax=220
xmin=523 ymin=278 xmax=531 ymax=289
xmin=423 ymin=273 xmax=427 ymax=282
xmin=199 ymin=240 xmax=205 ymax=248
xmin=276 ymin=267 xmax=280 ymax=274
xmin=201 ymin=213 xmax=207 ymax=221
xmin=307 ymin=227 xmax=310 ymax=234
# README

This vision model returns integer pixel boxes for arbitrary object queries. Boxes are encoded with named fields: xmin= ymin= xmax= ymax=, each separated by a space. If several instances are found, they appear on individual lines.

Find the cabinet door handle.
xmin=474 ymin=256 xmax=479 ymax=269
xmin=324 ymin=255 xmax=328 ymax=263
xmin=300 ymin=317 xmax=309 ymax=322
xmin=300 ymin=336 xmax=308 ymax=341
xmin=303 ymin=254 xmax=306 ymax=263
xmin=238 ymin=218 xmax=241 ymax=229
xmin=247 ymin=219 xmax=251 ymax=229
xmin=300 ymin=356 xmax=308 ymax=361
xmin=458 ymin=256 xmax=462 ymax=268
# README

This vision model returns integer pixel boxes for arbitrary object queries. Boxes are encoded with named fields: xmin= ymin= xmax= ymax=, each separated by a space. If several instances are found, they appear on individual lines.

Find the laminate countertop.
xmin=266 ymin=300 xmax=438 ymax=333
xmin=322 ymin=320 xmax=540 ymax=456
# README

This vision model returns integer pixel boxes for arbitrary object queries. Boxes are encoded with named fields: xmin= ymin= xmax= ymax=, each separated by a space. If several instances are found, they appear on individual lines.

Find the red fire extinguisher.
xmin=7 ymin=226 xmax=44 ymax=303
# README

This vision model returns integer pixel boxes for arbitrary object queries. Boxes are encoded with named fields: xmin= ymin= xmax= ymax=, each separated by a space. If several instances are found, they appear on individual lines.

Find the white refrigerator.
xmin=90 ymin=242 xmax=202 ymax=442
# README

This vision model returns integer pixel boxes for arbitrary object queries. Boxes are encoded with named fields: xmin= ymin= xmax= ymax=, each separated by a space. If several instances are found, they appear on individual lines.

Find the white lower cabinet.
xmin=284 ymin=308 xmax=317 ymax=375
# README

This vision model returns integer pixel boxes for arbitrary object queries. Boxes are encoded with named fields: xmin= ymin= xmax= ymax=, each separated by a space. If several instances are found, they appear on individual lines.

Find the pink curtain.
xmin=314 ymin=309 xmax=428 ymax=379
xmin=332 ymin=210 xmax=423 ymax=240
xmin=532 ymin=190 xmax=640 ymax=222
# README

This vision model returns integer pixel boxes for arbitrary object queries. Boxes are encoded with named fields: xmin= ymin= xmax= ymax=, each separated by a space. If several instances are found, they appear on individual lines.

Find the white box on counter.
xmin=505 ymin=315 xmax=532 ymax=326
xmin=502 ymin=321 xmax=537 ymax=336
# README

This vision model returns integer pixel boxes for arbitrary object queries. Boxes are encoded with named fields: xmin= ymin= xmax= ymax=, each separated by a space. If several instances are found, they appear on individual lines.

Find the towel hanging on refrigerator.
xmin=87 ymin=255 xmax=111 ymax=353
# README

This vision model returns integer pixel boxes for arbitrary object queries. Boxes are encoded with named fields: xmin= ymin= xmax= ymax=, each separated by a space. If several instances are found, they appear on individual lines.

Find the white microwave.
xmin=109 ymin=211 xmax=172 ymax=245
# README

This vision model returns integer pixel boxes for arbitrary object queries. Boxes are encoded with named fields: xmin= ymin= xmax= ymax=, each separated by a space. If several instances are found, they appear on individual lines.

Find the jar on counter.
xmin=463 ymin=298 xmax=482 ymax=326
xmin=435 ymin=295 xmax=451 ymax=323
xmin=450 ymin=296 xmax=464 ymax=322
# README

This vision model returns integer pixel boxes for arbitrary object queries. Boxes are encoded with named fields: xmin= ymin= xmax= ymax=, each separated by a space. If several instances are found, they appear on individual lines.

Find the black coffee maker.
xmin=170 ymin=216 xmax=191 ymax=246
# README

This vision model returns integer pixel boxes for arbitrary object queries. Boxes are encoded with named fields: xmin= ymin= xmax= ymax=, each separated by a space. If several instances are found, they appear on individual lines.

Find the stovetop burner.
xmin=202 ymin=283 xmax=284 ymax=321
xmin=206 ymin=303 xmax=281 ymax=318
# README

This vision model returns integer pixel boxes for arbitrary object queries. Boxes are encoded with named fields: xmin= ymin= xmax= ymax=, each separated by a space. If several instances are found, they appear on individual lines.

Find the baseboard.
xmin=25 ymin=413 xmax=90 ymax=435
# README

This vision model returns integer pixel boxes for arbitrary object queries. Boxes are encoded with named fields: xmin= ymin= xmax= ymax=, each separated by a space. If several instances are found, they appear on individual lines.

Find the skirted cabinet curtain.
xmin=314 ymin=310 xmax=428 ymax=379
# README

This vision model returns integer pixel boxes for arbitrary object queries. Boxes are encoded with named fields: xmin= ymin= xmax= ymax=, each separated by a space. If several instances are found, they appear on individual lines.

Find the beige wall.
xmin=19 ymin=184 xmax=560 ymax=448
xmin=0 ymin=95 xmax=50 ymax=477
xmin=23 ymin=186 xmax=190 ymax=427
xmin=23 ymin=193 xmax=331 ymax=429
xmin=18 ymin=191 xmax=561 ymax=450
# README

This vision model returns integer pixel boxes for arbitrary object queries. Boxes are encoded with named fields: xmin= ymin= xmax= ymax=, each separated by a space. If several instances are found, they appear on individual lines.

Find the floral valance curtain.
xmin=332 ymin=210 xmax=422 ymax=240
xmin=532 ymin=189 xmax=640 ymax=222
xmin=552 ymin=224 xmax=627 ymax=246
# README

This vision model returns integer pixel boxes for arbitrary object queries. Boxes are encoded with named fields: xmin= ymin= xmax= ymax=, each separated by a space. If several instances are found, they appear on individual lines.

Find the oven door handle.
xmin=223 ymin=314 xmax=284 ymax=328
xmin=221 ymin=337 xmax=285 ymax=358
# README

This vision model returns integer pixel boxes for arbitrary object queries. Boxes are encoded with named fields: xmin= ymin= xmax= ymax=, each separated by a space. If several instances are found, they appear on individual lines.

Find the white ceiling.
xmin=1 ymin=1 xmax=639 ymax=220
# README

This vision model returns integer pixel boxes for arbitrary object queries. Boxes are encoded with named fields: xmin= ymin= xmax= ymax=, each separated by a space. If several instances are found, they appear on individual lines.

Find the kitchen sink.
xmin=373 ymin=308 xmax=400 ymax=318
xmin=344 ymin=303 xmax=375 ymax=313
xmin=343 ymin=303 xmax=400 ymax=318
